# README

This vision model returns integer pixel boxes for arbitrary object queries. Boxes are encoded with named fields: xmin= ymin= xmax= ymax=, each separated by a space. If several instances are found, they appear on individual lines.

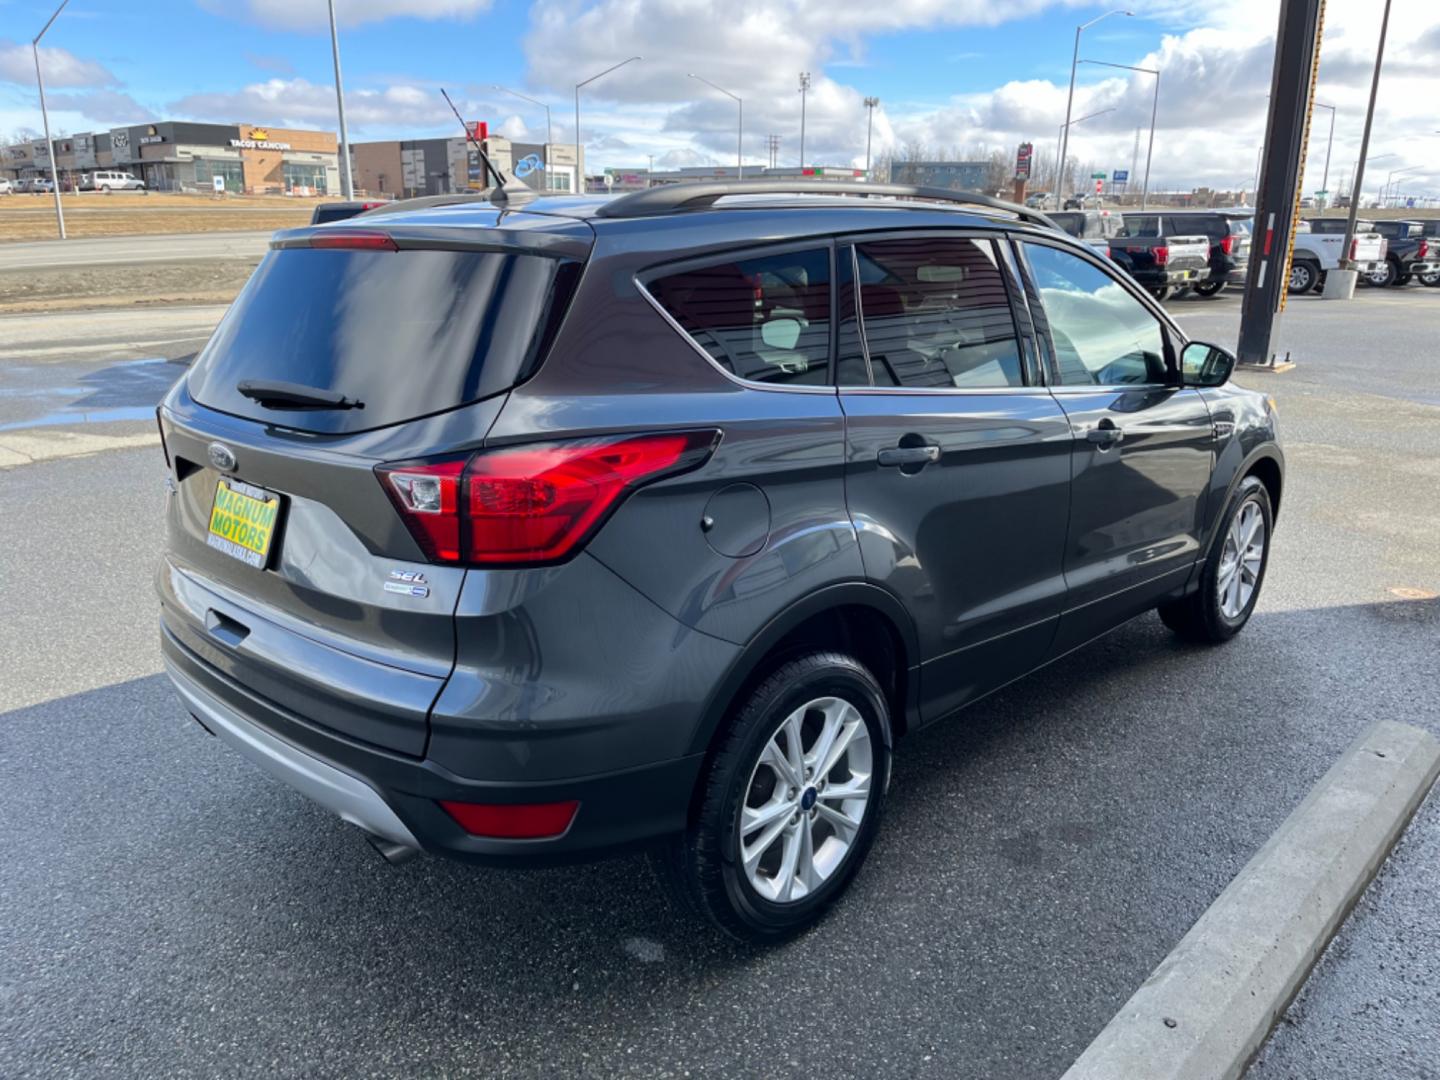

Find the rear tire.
xmin=654 ymin=652 xmax=891 ymax=943
xmin=1158 ymin=475 xmax=1273 ymax=644
xmin=1150 ymin=286 xmax=1175 ymax=302
xmin=1366 ymin=259 xmax=1399 ymax=288
xmin=1193 ymin=280 xmax=1226 ymax=298
xmin=1422 ymin=272 xmax=1440 ymax=288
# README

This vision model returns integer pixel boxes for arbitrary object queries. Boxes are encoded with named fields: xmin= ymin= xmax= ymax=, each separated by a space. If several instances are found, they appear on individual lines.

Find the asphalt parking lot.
xmin=2 ymin=283 xmax=1438 ymax=1079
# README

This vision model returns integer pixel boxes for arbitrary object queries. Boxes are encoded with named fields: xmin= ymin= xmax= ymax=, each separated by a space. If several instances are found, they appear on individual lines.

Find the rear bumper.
xmin=1408 ymin=260 xmax=1440 ymax=275
xmin=161 ymin=622 xmax=705 ymax=865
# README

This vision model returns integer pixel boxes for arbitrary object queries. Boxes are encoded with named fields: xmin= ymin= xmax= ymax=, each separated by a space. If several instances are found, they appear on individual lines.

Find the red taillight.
xmin=1220 ymin=234 xmax=1235 ymax=256
xmin=377 ymin=458 xmax=465 ymax=561
xmin=1419 ymin=239 xmax=1429 ymax=259
xmin=1154 ymin=245 xmax=1169 ymax=266
xmin=309 ymin=230 xmax=397 ymax=250
xmin=1350 ymin=237 xmax=1359 ymax=260
xmin=377 ymin=430 xmax=719 ymax=568
xmin=440 ymin=799 xmax=579 ymax=839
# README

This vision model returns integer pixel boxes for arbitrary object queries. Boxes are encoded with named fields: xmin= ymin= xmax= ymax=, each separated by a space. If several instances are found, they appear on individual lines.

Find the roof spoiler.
xmin=594 ymin=179 xmax=1058 ymax=229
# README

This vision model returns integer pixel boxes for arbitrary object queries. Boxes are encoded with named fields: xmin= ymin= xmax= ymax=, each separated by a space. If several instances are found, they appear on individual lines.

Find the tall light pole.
xmin=863 ymin=96 xmax=879 ymax=177
xmin=326 ymin=0 xmax=354 ymax=198
xmin=1312 ymin=102 xmax=1336 ymax=203
xmin=494 ymin=85 xmax=553 ymax=148
xmin=1382 ymin=165 xmax=1420 ymax=207
xmin=1055 ymin=106 xmax=1117 ymax=193
xmin=1342 ymin=0 xmax=1391 ymax=270
xmin=1058 ymin=9 xmax=1133 ymax=209
xmin=689 ymin=73 xmax=742 ymax=179
xmin=798 ymin=72 xmax=811 ymax=168
xmin=1079 ymin=58 xmax=1158 ymax=209
xmin=33 ymin=0 xmax=71 ymax=239
xmin=575 ymin=56 xmax=642 ymax=193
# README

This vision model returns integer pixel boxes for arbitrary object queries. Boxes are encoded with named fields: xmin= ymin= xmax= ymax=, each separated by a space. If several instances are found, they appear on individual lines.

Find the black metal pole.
xmin=1236 ymin=0 xmax=1324 ymax=366
xmin=1340 ymin=0 xmax=1391 ymax=270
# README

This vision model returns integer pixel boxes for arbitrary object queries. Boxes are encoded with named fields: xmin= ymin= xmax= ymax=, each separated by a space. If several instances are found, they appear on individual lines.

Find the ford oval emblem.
xmin=208 ymin=442 xmax=237 ymax=472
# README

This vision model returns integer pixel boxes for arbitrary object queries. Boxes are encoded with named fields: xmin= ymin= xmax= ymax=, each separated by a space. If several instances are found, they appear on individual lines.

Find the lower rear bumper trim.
xmin=165 ymin=654 xmax=421 ymax=850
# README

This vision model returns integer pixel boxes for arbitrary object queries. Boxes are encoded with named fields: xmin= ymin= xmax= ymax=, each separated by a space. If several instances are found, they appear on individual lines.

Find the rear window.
xmin=647 ymin=248 xmax=832 ymax=386
xmin=1050 ymin=212 xmax=1085 ymax=238
xmin=188 ymin=247 xmax=579 ymax=434
xmin=1168 ymin=216 xmax=1226 ymax=241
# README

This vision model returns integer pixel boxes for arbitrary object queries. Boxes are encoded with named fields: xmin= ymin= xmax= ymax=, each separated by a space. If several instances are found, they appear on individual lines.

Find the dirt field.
xmin=0 ymin=258 xmax=257 ymax=316
xmin=0 ymin=191 xmax=335 ymax=243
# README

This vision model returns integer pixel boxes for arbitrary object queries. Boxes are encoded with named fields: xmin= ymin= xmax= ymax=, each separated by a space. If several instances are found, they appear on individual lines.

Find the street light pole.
xmin=1382 ymin=165 xmax=1420 ymax=207
xmin=863 ymin=96 xmax=880 ymax=178
xmin=798 ymin=73 xmax=812 ymax=168
xmin=494 ymin=85 xmax=553 ymax=148
xmin=575 ymin=56 xmax=642 ymax=195
xmin=1078 ymin=58 xmax=1158 ymax=209
xmin=1342 ymin=0 xmax=1391 ymax=270
xmin=1313 ymin=102 xmax=1335 ymax=201
xmin=326 ymin=0 xmax=354 ymax=198
xmin=32 ymin=0 xmax=71 ymax=240
xmin=1058 ymin=9 xmax=1132 ymax=209
xmin=689 ymin=73 xmax=743 ymax=179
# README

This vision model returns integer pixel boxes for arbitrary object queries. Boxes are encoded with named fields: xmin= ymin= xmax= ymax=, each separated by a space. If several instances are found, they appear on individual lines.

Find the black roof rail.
xmin=593 ymin=179 xmax=1059 ymax=229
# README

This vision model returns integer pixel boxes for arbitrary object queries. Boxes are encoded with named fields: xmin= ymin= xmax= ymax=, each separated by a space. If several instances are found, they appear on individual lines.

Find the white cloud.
xmin=169 ymin=77 xmax=453 ymax=131
xmin=0 ymin=39 xmax=115 ymax=89
xmin=210 ymin=0 xmax=495 ymax=31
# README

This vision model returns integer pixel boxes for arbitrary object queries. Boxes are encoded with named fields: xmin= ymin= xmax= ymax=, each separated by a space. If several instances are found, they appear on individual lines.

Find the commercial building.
xmin=351 ymin=135 xmax=582 ymax=198
xmin=890 ymin=161 xmax=990 ymax=192
xmin=588 ymin=165 xmax=870 ymax=194
xmin=1 ymin=121 xmax=341 ymax=194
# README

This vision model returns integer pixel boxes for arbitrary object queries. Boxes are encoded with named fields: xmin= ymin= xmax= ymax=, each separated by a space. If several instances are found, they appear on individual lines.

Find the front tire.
xmin=1287 ymin=260 xmax=1318 ymax=295
xmin=1159 ymin=475 xmax=1273 ymax=643
xmin=655 ymin=652 xmax=891 ymax=942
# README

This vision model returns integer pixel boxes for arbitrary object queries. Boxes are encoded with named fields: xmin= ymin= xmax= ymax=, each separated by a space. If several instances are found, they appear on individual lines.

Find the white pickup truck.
xmin=1287 ymin=224 xmax=1387 ymax=294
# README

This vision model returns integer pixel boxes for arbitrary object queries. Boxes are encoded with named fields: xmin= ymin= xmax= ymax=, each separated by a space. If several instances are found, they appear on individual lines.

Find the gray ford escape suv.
xmin=158 ymin=181 xmax=1282 ymax=941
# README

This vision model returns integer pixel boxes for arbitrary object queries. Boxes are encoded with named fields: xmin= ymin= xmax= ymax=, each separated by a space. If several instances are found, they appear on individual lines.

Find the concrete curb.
xmin=1061 ymin=720 xmax=1440 ymax=1080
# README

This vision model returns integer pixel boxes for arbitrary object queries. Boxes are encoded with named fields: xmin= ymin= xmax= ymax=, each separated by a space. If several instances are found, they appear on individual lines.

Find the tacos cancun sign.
xmin=229 ymin=128 xmax=292 ymax=151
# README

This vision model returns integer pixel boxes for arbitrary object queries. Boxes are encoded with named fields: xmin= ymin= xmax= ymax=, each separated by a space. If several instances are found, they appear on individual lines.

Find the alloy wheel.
xmin=1216 ymin=499 xmax=1266 ymax=619
xmin=738 ymin=696 xmax=873 ymax=904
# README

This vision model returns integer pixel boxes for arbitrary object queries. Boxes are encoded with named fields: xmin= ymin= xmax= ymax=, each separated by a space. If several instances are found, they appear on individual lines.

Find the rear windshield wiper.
xmin=237 ymin=379 xmax=364 ymax=411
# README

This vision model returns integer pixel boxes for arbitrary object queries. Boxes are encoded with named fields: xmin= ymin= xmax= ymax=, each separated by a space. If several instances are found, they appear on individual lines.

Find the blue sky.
xmin=3 ymin=0 xmax=1438 ymax=193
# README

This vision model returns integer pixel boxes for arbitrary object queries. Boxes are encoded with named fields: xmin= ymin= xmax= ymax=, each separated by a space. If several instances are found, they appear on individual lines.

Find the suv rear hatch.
xmin=158 ymin=214 xmax=590 ymax=756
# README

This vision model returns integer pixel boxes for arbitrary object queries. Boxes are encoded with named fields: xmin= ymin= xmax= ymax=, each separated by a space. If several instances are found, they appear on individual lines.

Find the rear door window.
xmin=187 ymin=247 xmax=579 ymax=434
xmin=648 ymin=248 xmax=832 ymax=386
xmin=853 ymin=236 xmax=1024 ymax=389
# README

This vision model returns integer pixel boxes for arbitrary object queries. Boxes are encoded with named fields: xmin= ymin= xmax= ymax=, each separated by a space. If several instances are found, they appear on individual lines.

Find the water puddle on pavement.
xmin=0 ymin=355 xmax=187 ymax=431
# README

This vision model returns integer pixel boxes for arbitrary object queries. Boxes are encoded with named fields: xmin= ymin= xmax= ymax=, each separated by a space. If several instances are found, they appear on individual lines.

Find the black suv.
xmin=157 ymin=181 xmax=1283 ymax=941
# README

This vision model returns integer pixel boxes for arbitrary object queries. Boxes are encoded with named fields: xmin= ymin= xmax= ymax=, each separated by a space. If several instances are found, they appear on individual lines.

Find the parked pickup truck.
xmin=1106 ymin=228 xmax=1211 ymax=300
xmin=1411 ymin=220 xmax=1440 ymax=286
xmin=1125 ymin=211 xmax=1251 ymax=298
xmin=1309 ymin=218 xmax=1440 ymax=287
xmin=1287 ymin=222 xmax=1386 ymax=294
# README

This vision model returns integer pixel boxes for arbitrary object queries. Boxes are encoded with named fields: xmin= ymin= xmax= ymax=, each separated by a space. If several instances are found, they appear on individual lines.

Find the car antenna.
xmin=439 ymin=88 xmax=536 ymax=209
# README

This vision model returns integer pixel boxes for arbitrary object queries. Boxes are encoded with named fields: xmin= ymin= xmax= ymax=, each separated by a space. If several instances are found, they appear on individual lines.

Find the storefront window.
xmin=282 ymin=162 xmax=328 ymax=195
xmin=193 ymin=159 xmax=244 ymax=193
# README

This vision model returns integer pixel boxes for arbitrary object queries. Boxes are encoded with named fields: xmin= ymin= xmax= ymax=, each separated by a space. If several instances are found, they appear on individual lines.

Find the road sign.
xmin=1091 ymin=171 xmax=1106 ymax=179
xmin=1113 ymin=169 xmax=1129 ymax=182
xmin=211 ymin=175 xmax=225 ymax=194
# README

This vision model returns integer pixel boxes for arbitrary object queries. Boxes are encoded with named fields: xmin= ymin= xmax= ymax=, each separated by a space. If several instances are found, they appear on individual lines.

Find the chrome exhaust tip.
xmin=366 ymin=834 xmax=420 ymax=865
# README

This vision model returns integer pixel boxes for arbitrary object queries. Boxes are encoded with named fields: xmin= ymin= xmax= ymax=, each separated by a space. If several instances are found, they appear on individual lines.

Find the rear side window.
xmin=854 ymin=236 xmax=1023 ymax=389
xmin=1121 ymin=215 xmax=1161 ymax=237
xmin=188 ymin=247 xmax=579 ymax=434
xmin=649 ymin=248 xmax=831 ymax=386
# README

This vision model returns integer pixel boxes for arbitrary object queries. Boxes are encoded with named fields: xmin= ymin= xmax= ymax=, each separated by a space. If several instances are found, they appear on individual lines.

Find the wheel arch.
xmin=685 ymin=583 xmax=921 ymax=769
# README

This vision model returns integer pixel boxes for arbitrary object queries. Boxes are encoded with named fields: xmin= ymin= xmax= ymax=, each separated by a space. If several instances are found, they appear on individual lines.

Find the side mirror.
xmin=1179 ymin=340 xmax=1236 ymax=387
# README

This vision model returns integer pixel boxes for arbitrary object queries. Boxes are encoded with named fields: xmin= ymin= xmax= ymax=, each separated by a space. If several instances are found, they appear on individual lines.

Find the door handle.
xmin=205 ymin=609 xmax=250 ymax=648
xmin=1085 ymin=420 xmax=1124 ymax=448
xmin=877 ymin=445 xmax=941 ymax=468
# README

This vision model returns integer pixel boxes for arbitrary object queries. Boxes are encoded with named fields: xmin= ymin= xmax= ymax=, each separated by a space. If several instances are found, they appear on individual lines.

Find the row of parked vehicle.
xmin=1049 ymin=208 xmax=1440 ymax=298
xmin=0 ymin=171 xmax=146 ymax=195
